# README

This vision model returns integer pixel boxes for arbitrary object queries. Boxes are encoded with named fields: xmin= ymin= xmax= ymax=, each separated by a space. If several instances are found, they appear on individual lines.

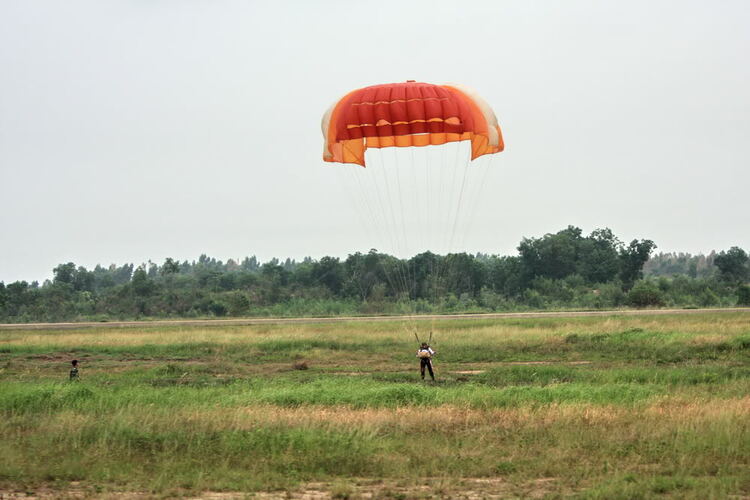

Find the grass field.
xmin=1 ymin=312 xmax=749 ymax=499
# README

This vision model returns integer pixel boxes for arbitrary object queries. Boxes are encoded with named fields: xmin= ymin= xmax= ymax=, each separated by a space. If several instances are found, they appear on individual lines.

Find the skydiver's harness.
xmin=416 ymin=347 xmax=434 ymax=359
xmin=414 ymin=332 xmax=436 ymax=361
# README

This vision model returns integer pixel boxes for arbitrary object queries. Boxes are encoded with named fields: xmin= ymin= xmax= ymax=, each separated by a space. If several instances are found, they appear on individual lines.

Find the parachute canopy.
xmin=322 ymin=81 xmax=504 ymax=167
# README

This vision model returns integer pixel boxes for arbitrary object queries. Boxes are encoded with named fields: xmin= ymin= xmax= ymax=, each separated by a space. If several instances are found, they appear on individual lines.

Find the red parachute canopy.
xmin=322 ymin=81 xmax=504 ymax=167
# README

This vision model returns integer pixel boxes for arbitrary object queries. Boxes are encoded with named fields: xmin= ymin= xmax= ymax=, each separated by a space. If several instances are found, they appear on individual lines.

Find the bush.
xmin=225 ymin=291 xmax=250 ymax=316
xmin=697 ymin=288 xmax=720 ymax=307
xmin=626 ymin=281 xmax=665 ymax=307
xmin=523 ymin=289 xmax=546 ymax=309
xmin=737 ymin=284 xmax=750 ymax=306
xmin=207 ymin=301 xmax=228 ymax=317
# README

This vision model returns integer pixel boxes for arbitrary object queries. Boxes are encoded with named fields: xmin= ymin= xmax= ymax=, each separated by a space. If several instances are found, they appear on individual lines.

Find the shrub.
xmin=208 ymin=301 xmax=228 ymax=317
xmin=697 ymin=288 xmax=720 ymax=307
xmin=737 ymin=284 xmax=750 ymax=306
xmin=626 ymin=281 xmax=665 ymax=307
xmin=225 ymin=291 xmax=250 ymax=316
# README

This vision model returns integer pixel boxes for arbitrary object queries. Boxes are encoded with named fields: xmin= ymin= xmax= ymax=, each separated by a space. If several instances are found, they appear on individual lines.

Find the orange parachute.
xmin=322 ymin=81 xmax=504 ymax=167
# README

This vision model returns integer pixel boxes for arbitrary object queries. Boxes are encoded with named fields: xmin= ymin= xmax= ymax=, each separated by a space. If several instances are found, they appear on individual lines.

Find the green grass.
xmin=0 ymin=311 xmax=749 ymax=498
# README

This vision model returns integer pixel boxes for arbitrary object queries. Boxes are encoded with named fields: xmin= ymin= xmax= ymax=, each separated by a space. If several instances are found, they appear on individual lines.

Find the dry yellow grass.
xmin=2 ymin=312 xmax=747 ymax=348
xmin=32 ymin=397 xmax=748 ymax=437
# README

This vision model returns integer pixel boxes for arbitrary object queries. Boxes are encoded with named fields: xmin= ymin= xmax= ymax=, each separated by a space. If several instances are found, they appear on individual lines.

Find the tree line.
xmin=1 ymin=226 xmax=748 ymax=322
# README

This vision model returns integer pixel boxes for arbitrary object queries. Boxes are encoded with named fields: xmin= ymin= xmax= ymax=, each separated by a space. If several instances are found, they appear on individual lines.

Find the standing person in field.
xmin=69 ymin=359 xmax=79 ymax=381
xmin=416 ymin=342 xmax=436 ymax=381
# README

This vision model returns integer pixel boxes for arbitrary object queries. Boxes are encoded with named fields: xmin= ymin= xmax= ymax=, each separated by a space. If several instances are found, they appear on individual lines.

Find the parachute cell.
xmin=322 ymin=81 xmax=504 ymax=167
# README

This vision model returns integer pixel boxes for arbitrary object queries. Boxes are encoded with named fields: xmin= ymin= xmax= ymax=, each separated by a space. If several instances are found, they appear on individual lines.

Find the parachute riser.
xmin=415 ymin=330 xmax=435 ymax=347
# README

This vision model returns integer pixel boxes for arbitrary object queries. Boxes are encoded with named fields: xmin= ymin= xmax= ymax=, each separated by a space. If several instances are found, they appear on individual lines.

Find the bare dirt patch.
xmin=505 ymin=360 xmax=592 ymax=365
xmin=0 ymin=477 xmax=560 ymax=499
xmin=451 ymin=360 xmax=592 ymax=375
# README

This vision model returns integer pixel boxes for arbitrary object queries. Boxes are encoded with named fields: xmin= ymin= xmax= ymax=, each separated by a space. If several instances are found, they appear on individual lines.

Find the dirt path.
xmin=1 ymin=307 xmax=747 ymax=331
xmin=0 ymin=477 xmax=562 ymax=499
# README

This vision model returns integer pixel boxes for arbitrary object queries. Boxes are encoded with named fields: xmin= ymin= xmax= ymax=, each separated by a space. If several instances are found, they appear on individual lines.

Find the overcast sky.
xmin=1 ymin=0 xmax=749 ymax=283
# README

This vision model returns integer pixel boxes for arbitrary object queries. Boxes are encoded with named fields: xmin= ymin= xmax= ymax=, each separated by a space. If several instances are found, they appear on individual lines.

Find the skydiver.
xmin=416 ymin=342 xmax=436 ymax=381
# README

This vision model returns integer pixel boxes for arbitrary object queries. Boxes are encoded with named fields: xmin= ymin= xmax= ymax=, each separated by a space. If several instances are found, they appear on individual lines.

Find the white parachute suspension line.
xmin=433 ymin=141 xmax=451 ymax=303
xmin=391 ymin=147 xmax=418 ymax=300
xmin=385 ymin=147 xmax=411 ymax=286
xmin=383 ymin=148 xmax=410 ymax=296
xmin=451 ymin=154 xmax=491 ymax=303
xmin=332 ymin=163 xmax=395 ymax=303
xmin=432 ymin=140 xmax=449 ymax=304
xmin=420 ymin=146 xmax=435 ymax=303
xmin=348 ymin=166 xmax=384 ymax=245
xmin=380 ymin=146 xmax=418 ymax=334
xmin=428 ymin=142 xmax=447 ymax=304
xmin=409 ymin=147 xmax=419 ymax=253
xmin=423 ymin=145 xmax=437 ymax=309
xmin=415 ymin=146 xmax=429 ymax=298
xmin=403 ymin=146 xmax=424 ymax=299
xmin=447 ymin=140 xmax=462 ymax=252
xmin=460 ymin=154 xmax=495 ymax=258
xmin=448 ymin=152 xmax=497 ymax=303
xmin=377 ymin=147 xmax=414 ymax=303
xmin=352 ymin=161 xmax=390 ymax=256
xmin=332 ymin=164 xmax=381 ymax=255
xmin=395 ymin=146 xmax=414 ymax=331
xmin=424 ymin=145 xmax=433 ymax=258
xmin=433 ymin=142 xmax=470 ymax=304
xmin=433 ymin=141 xmax=464 ymax=300
xmin=360 ymin=149 xmax=408 ymax=299
xmin=426 ymin=142 xmax=447 ymax=328
xmin=448 ymin=150 xmax=472 ymax=253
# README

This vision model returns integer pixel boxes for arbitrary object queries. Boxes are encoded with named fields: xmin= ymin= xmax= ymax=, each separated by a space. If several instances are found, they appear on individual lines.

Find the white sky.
xmin=1 ymin=0 xmax=749 ymax=283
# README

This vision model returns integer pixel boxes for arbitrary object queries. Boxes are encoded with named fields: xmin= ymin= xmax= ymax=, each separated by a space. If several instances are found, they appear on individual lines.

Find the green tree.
xmin=343 ymin=251 xmax=382 ymax=300
xmin=518 ymin=226 xmax=583 ymax=284
xmin=114 ymin=264 xmax=134 ymax=285
xmin=73 ymin=266 xmax=95 ymax=292
xmin=578 ymin=228 xmax=620 ymax=283
xmin=714 ymin=247 xmax=749 ymax=284
xmin=0 ymin=282 xmax=7 ymax=317
xmin=619 ymin=239 xmax=657 ymax=290
xmin=160 ymin=258 xmax=180 ymax=275
xmin=4 ymin=281 xmax=31 ymax=317
xmin=409 ymin=251 xmax=440 ymax=299
xmin=131 ymin=267 xmax=154 ymax=297
xmin=311 ymin=256 xmax=344 ymax=295
xmin=259 ymin=262 xmax=289 ymax=304
xmin=441 ymin=253 xmax=486 ymax=297
xmin=487 ymin=255 xmax=523 ymax=297
xmin=53 ymin=263 xmax=77 ymax=286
